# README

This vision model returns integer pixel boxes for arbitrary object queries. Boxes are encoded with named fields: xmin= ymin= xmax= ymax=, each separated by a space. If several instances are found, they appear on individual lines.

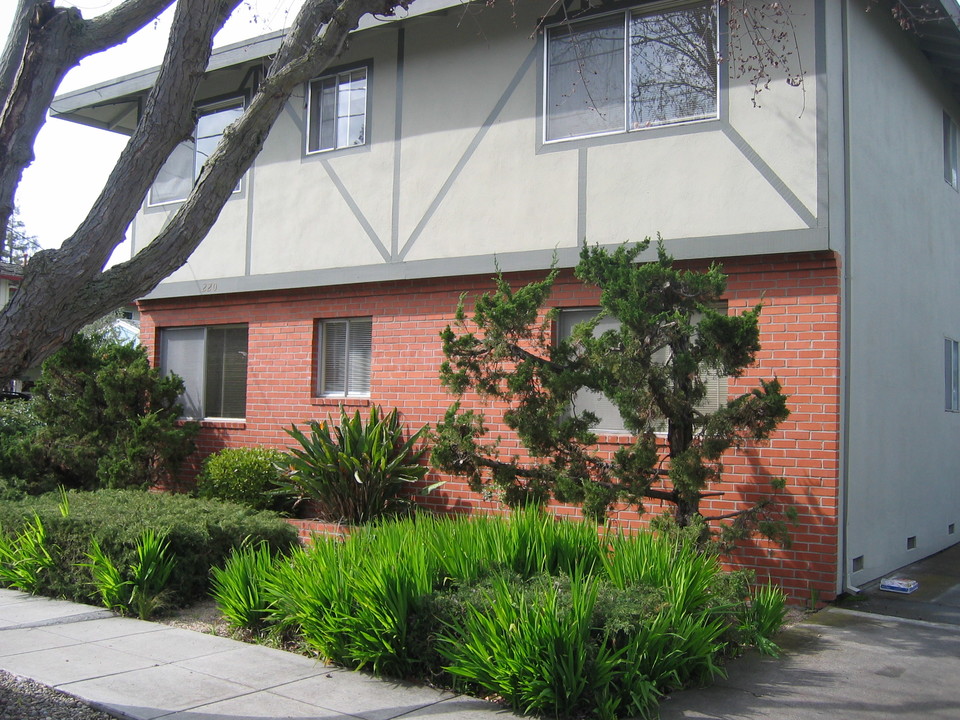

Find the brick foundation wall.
xmin=141 ymin=251 xmax=842 ymax=604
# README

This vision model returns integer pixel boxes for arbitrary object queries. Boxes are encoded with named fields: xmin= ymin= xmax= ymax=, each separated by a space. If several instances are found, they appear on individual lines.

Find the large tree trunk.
xmin=0 ymin=0 xmax=409 ymax=382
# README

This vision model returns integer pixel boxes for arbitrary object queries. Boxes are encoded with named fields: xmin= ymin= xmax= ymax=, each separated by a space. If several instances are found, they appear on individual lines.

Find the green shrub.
xmin=276 ymin=406 xmax=429 ymax=523
xmin=0 ymin=514 xmax=55 ymax=593
xmin=30 ymin=334 xmax=199 ymax=490
xmin=0 ymin=400 xmax=57 ymax=497
xmin=83 ymin=530 xmax=177 ymax=619
xmin=210 ymin=510 xmax=783 ymax=718
xmin=211 ymin=542 xmax=279 ymax=630
xmin=196 ymin=447 xmax=292 ymax=512
xmin=0 ymin=489 xmax=298 ymax=607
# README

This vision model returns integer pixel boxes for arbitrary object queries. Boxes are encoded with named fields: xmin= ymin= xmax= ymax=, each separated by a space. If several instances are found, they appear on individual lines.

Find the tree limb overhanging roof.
xmin=49 ymin=0 xmax=960 ymax=132
xmin=49 ymin=0 xmax=464 ymax=133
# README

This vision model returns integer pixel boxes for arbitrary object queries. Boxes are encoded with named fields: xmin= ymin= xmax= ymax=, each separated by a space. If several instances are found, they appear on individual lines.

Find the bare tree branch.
xmin=80 ymin=0 xmax=176 ymax=56
xmin=0 ymin=0 xmax=411 ymax=380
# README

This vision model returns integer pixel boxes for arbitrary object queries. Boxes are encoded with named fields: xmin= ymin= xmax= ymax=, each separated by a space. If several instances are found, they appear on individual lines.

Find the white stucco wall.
xmin=842 ymin=1 xmax=960 ymax=587
xmin=131 ymin=0 xmax=823 ymax=298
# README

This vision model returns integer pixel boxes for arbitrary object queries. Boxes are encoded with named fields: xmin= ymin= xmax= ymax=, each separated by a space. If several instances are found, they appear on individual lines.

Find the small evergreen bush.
xmin=0 ymin=400 xmax=57 ymax=498
xmin=0 ymin=489 xmax=298 ymax=607
xmin=30 ymin=334 xmax=199 ymax=490
xmin=196 ymin=447 xmax=292 ymax=512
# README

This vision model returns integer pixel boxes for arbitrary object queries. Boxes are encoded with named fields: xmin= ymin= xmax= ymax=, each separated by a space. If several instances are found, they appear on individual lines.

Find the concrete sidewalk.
xmin=0 ymin=588 xmax=506 ymax=720
xmin=4 ymin=587 xmax=960 ymax=720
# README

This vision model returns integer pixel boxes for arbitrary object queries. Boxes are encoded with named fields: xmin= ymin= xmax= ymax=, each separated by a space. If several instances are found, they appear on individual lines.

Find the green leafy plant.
xmin=736 ymin=580 xmax=788 ymax=656
xmin=432 ymin=239 xmax=792 ymax=544
xmin=276 ymin=406 xmax=429 ymax=524
xmin=196 ymin=447 xmax=292 ymax=512
xmin=84 ymin=537 xmax=130 ymax=613
xmin=30 ymin=333 xmax=198 ymax=490
xmin=83 ymin=530 xmax=176 ymax=620
xmin=0 ymin=489 xmax=297 ymax=606
xmin=208 ymin=511 xmax=778 ymax=718
xmin=0 ymin=513 xmax=55 ymax=593
xmin=211 ymin=542 xmax=278 ymax=630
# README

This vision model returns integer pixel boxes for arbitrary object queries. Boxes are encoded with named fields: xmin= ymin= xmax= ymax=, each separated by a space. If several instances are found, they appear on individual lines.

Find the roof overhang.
xmin=49 ymin=0 xmax=464 ymax=133
xmin=902 ymin=1 xmax=960 ymax=102
xmin=49 ymin=0 xmax=960 ymax=132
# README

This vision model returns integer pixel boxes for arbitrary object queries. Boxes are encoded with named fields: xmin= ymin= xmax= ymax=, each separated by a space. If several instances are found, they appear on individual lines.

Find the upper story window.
xmin=545 ymin=1 xmax=718 ymax=143
xmin=317 ymin=317 xmax=372 ymax=397
xmin=149 ymin=97 xmax=245 ymax=206
xmin=160 ymin=324 xmax=248 ymax=420
xmin=307 ymin=67 xmax=368 ymax=154
xmin=944 ymin=112 xmax=958 ymax=190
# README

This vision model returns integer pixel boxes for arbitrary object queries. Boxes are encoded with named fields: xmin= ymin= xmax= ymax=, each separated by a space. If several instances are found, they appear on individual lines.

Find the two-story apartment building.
xmin=51 ymin=0 xmax=960 ymax=602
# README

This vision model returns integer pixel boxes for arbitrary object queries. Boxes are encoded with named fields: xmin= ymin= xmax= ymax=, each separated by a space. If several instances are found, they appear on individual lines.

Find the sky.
xmin=0 ymin=0 xmax=304 ymax=262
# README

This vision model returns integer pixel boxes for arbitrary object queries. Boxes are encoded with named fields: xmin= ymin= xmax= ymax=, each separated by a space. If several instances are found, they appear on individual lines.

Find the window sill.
xmin=199 ymin=418 xmax=247 ymax=429
xmin=310 ymin=397 xmax=371 ymax=408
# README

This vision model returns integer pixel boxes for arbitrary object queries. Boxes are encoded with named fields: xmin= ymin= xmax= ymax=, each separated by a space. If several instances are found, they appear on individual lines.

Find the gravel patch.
xmin=0 ymin=669 xmax=117 ymax=720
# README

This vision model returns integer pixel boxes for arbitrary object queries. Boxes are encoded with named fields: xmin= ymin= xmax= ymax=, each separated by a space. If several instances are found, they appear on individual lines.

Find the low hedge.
xmin=0 ymin=489 xmax=298 ymax=607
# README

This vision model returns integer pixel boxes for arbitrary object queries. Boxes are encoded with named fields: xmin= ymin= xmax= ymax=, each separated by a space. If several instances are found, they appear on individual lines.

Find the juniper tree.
xmin=432 ymin=239 xmax=793 ymax=545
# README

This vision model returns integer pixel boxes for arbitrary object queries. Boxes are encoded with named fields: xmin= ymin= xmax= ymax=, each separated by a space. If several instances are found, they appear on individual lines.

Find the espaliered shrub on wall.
xmin=211 ymin=510 xmax=786 ymax=719
xmin=0 ymin=489 xmax=298 ymax=607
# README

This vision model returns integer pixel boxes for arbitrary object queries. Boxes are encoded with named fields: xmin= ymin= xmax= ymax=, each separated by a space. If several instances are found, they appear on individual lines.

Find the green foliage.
xmin=211 ymin=512 xmax=783 ymax=718
xmin=84 ymin=538 xmax=130 ymax=613
xmin=196 ymin=447 xmax=292 ymax=512
xmin=276 ymin=406 xmax=429 ymax=524
xmin=28 ymin=334 xmax=199 ymax=490
xmin=129 ymin=530 xmax=177 ymax=619
xmin=0 ymin=514 xmax=55 ymax=593
xmin=0 ymin=400 xmax=57 ymax=498
xmin=83 ymin=530 xmax=177 ymax=619
xmin=211 ymin=542 xmax=279 ymax=630
xmin=433 ymin=239 xmax=792 ymax=543
xmin=735 ymin=581 xmax=788 ymax=657
xmin=0 ymin=489 xmax=297 ymax=607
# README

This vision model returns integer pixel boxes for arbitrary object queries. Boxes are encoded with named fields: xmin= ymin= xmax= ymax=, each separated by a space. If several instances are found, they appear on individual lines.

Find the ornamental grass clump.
xmin=275 ymin=406 xmax=428 ymax=524
xmin=0 ymin=514 xmax=55 ymax=593
xmin=208 ymin=509 xmax=787 ymax=719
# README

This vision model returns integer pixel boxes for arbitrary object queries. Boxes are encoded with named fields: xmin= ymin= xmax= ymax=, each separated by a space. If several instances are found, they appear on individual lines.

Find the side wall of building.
xmin=140 ymin=252 xmax=842 ymax=602
xmin=842 ymin=3 xmax=960 ymax=586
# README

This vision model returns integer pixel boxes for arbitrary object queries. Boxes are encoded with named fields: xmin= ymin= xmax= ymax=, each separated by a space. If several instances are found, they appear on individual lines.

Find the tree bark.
xmin=0 ymin=0 xmax=410 ymax=382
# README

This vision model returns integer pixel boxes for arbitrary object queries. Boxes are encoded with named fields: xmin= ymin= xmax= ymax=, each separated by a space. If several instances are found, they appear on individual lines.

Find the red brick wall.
xmin=140 ymin=251 xmax=841 ymax=604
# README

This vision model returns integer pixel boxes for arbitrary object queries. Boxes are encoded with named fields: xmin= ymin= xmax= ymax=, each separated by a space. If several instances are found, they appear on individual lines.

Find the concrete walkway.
xmin=3 ymin=583 xmax=960 ymax=719
xmin=0 ymin=588 xmax=506 ymax=720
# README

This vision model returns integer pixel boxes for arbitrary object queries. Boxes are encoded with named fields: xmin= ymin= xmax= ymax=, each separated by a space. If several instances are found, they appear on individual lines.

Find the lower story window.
xmin=317 ymin=317 xmax=372 ymax=397
xmin=946 ymin=338 xmax=959 ymax=412
xmin=559 ymin=308 xmax=727 ymax=433
xmin=160 ymin=324 xmax=248 ymax=419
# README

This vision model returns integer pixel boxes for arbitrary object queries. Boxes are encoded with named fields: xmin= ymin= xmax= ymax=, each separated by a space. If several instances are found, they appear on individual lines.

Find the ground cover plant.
xmin=211 ymin=509 xmax=786 ymax=719
xmin=0 ymin=489 xmax=298 ymax=608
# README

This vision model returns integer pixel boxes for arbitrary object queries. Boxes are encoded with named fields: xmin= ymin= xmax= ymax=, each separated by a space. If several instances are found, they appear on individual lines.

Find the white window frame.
xmin=944 ymin=112 xmax=959 ymax=190
xmin=558 ymin=306 xmax=728 ymax=434
xmin=543 ymin=0 xmax=719 ymax=144
xmin=946 ymin=338 xmax=959 ymax=412
xmin=306 ymin=66 xmax=369 ymax=155
xmin=148 ymin=97 xmax=245 ymax=207
xmin=316 ymin=317 xmax=372 ymax=398
xmin=159 ymin=324 xmax=248 ymax=420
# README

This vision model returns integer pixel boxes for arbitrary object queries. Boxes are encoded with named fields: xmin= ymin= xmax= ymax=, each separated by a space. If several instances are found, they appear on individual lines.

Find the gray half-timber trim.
xmin=144 ymin=226 xmax=830 ymax=300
